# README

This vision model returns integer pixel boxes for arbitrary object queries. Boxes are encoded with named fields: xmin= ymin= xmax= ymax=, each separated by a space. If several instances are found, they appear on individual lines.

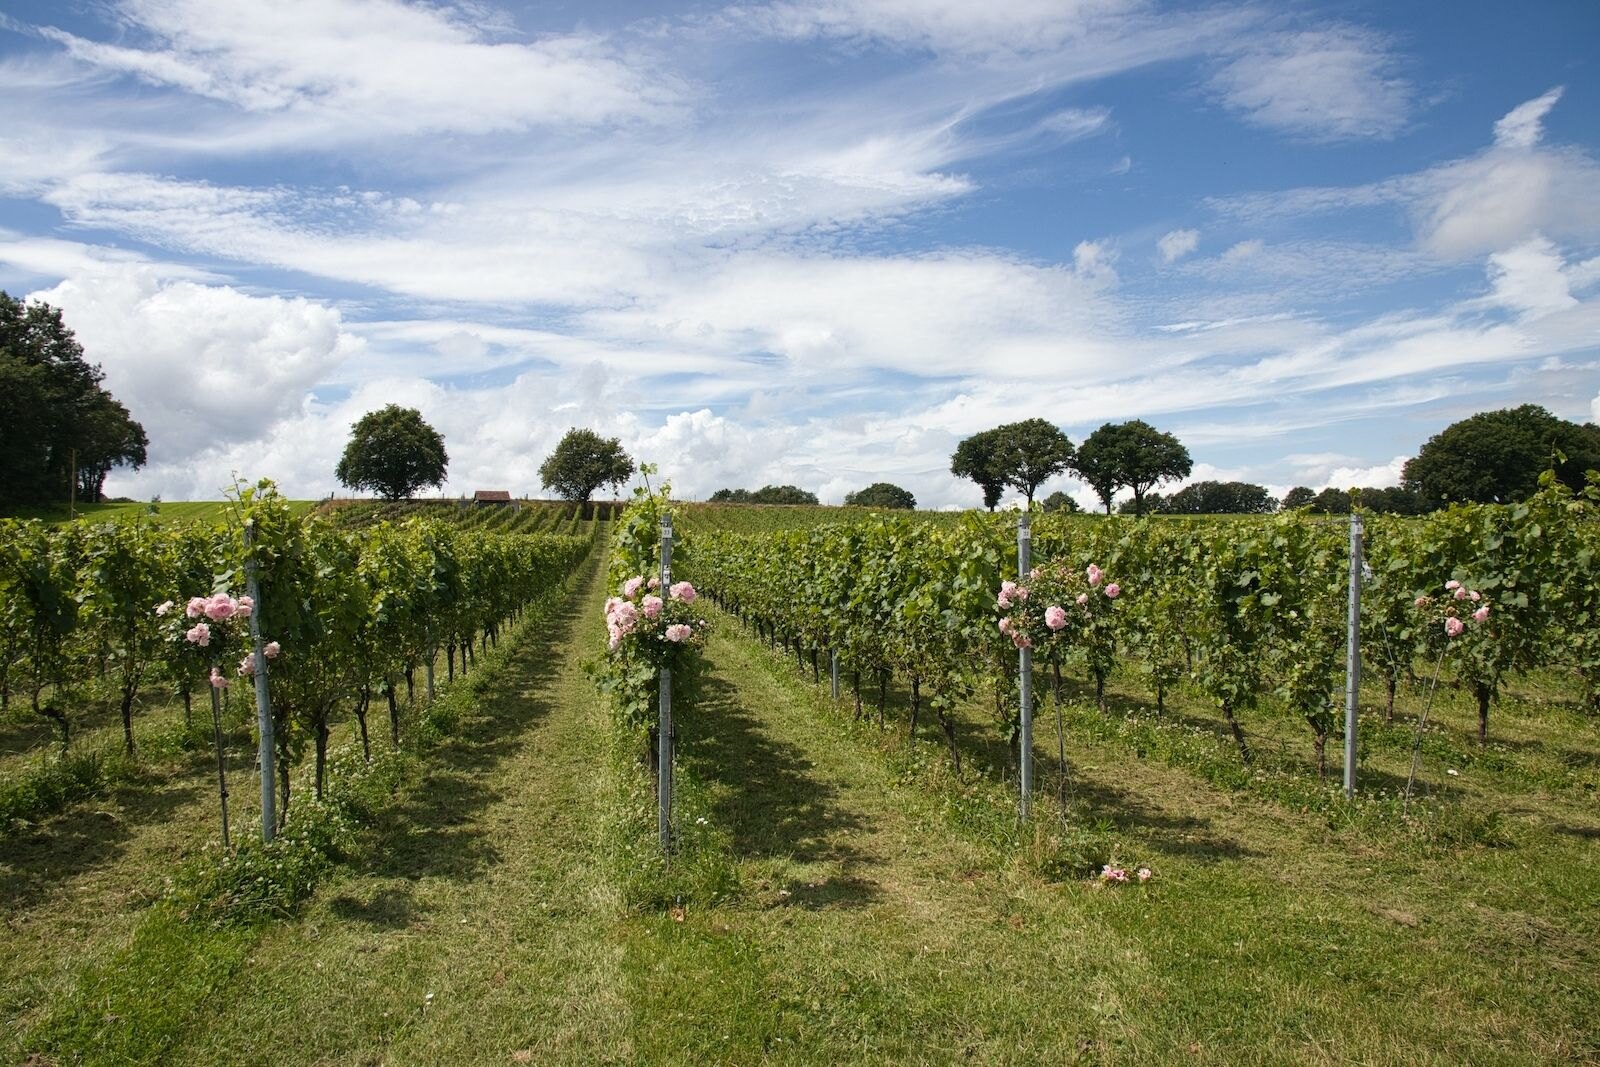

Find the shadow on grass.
xmin=0 ymin=768 xmax=204 ymax=911
xmin=327 ymin=886 xmax=427 ymax=929
xmin=680 ymin=670 xmax=879 ymax=909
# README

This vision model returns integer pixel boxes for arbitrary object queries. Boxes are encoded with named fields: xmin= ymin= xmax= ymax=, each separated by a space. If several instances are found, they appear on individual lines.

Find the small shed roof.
xmin=473 ymin=490 xmax=513 ymax=502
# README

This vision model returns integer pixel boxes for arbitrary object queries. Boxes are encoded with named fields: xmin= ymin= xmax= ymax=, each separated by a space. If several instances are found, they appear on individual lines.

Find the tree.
xmin=709 ymin=488 xmax=752 ymax=503
xmin=1402 ymin=404 xmax=1600 ymax=506
xmin=1306 ymin=487 xmax=1351 ymax=514
xmin=1073 ymin=419 xmax=1191 ymax=516
xmin=1162 ymin=480 xmax=1276 ymax=514
xmin=0 ymin=292 xmax=148 ymax=506
xmin=539 ymin=428 xmax=635 ymax=503
xmin=335 ymin=405 xmax=449 ymax=501
xmin=845 ymin=482 xmax=916 ymax=509
xmin=750 ymin=485 xmax=819 ymax=505
xmin=1041 ymin=490 xmax=1080 ymax=513
xmin=991 ymin=418 xmax=1076 ymax=507
xmin=1280 ymin=486 xmax=1315 ymax=510
xmin=1354 ymin=485 xmax=1427 ymax=515
xmin=950 ymin=429 xmax=1007 ymax=510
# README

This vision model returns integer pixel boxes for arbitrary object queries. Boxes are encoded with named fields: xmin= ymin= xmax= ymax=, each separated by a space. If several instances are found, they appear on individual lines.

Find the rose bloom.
xmin=1103 ymin=583 xmax=1120 ymax=599
xmin=1472 ymin=605 xmax=1490 ymax=623
xmin=264 ymin=640 xmax=282 ymax=659
xmin=1075 ymin=593 xmax=1089 ymax=607
xmin=186 ymin=596 xmax=208 ymax=618
xmin=1044 ymin=605 xmax=1067 ymax=631
xmin=1444 ymin=616 xmax=1465 ymax=637
xmin=642 ymin=595 xmax=664 ymax=619
xmin=670 ymin=581 xmax=698 ymax=604
xmin=154 ymin=600 xmax=175 ymax=617
xmin=1086 ymin=564 xmax=1103 ymax=588
xmin=623 ymin=576 xmax=645 ymax=598
xmin=664 ymin=623 xmax=693 ymax=643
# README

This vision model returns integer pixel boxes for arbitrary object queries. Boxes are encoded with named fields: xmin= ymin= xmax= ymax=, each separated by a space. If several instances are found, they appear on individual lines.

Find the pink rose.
xmin=642 ymin=595 xmax=663 ymax=619
xmin=1044 ymin=605 xmax=1067 ymax=631
xmin=664 ymin=623 xmax=693 ymax=643
xmin=264 ymin=640 xmax=281 ymax=659
xmin=1444 ymin=616 xmax=1465 ymax=638
xmin=1028 ymin=567 xmax=1040 ymax=580
xmin=1453 ymin=587 xmax=1468 ymax=600
xmin=1472 ymin=605 xmax=1489 ymax=623
xmin=998 ymin=617 xmax=1012 ymax=635
xmin=604 ymin=596 xmax=622 ymax=618
xmin=1014 ymin=585 xmax=1029 ymax=601
xmin=186 ymin=596 xmax=208 ymax=618
xmin=237 ymin=653 xmax=256 ymax=677
xmin=608 ymin=628 xmax=623 ymax=651
xmin=209 ymin=667 xmax=230 ymax=690
xmin=204 ymin=593 xmax=236 ymax=621
xmin=1075 ymin=593 xmax=1089 ymax=607
xmin=1086 ymin=564 xmax=1103 ymax=588
xmin=235 ymin=595 xmax=253 ymax=617
xmin=185 ymin=623 xmax=212 ymax=647
xmin=647 ymin=576 xmax=661 ymax=590
xmin=1468 ymin=590 xmax=1481 ymax=601
xmin=1011 ymin=631 xmax=1032 ymax=650
xmin=154 ymin=600 xmax=174 ymax=617
xmin=1103 ymin=583 xmax=1120 ymax=599
xmin=670 ymin=581 xmax=698 ymax=604
xmin=1137 ymin=867 xmax=1153 ymax=883
xmin=612 ymin=602 xmax=639 ymax=632
xmin=1100 ymin=865 xmax=1127 ymax=883
xmin=997 ymin=591 xmax=1011 ymax=609
xmin=1413 ymin=595 xmax=1429 ymax=608
xmin=1445 ymin=580 xmax=1460 ymax=590
xmin=623 ymin=576 xmax=645 ymax=598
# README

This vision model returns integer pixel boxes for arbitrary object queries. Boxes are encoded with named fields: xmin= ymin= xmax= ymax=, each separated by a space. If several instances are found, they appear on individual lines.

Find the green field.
xmin=2 ymin=502 xmax=1597 ymax=1065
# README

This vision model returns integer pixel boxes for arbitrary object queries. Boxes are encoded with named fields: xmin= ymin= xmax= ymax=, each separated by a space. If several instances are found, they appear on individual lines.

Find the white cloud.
xmin=729 ymin=0 xmax=1150 ymax=56
xmin=1319 ymin=456 xmax=1407 ymax=491
xmin=1479 ymin=236 xmax=1579 ymax=319
xmin=28 ymin=266 xmax=362 ymax=461
xmin=1206 ymin=89 xmax=1600 ymax=261
xmin=1157 ymin=228 xmax=1198 ymax=263
xmin=35 ymin=1 xmax=684 ymax=139
xmin=1493 ymin=86 xmax=1562 ymax=149
xmin=1208 ymin=26 xmax=1411 ymax=141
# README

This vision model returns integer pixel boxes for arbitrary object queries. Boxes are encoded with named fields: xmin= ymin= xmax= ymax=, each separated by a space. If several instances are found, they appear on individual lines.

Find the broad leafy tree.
xmin=710 ymin=485 xmax=820 ymax=504
xmin=540 ymin=428 xmax=635 ymax=503
xmin=1041 ymin=490 xmax=1080 ymax=513
xmin=1162 ymin=480 xmax=1276 ymax=514
xmin=991 ymin=418 xmax=1076 ymax=507
xmin=950 ymin=429 xmax=1007 ymax=510
xmin=1402 ymin=404 xmax=1600 ymax=506
xmin=0 ymin=292 xmax=148 ymax=506
xmin=1073 ymin=419 xmax=1191 ymax=516
xmin=336 ymin=404 xmax=449 ymax=500
xmin=845 ymin=482 xmax=916 ymax=509
xmin=1280 ymin=486 xmax=1316 ymax=510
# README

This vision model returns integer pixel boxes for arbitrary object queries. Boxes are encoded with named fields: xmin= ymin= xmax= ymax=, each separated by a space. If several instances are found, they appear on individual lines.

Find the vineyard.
xmin=4 ymin=485 xmax=1599 ymax=1064
xmin=688 ymin=479 xmax=1599 ymax=784
xmin=1 ymin=483 xmax=593 ymax=853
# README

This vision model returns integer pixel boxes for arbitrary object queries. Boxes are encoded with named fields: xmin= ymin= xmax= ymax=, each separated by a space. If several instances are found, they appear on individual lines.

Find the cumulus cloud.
xmin=28 ymin=267 xmax=362 ymax=460
xmin=1157 ymin=228 xmax=1198 ymax=263
xmin=1479 ymin=237 xmax=1579 ymax=319
xmin=1207 ymin=25 xmax=1412 ymax=141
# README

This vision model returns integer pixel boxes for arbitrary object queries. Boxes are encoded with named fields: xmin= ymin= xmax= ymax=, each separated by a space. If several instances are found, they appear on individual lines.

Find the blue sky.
xmin=1 ymin=0 xmax=1597 ymax=508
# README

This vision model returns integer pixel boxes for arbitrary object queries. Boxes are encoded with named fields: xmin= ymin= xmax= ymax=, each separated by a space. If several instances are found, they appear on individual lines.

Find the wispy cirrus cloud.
xmin=1206 ymin=24 xmax=1413 ymax=141
xmin=33 ymin=0 xmax=686 ymax=140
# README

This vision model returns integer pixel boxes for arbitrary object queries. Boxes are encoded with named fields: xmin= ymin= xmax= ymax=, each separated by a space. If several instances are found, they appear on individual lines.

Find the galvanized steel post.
xmin=1344 ymin=512 xmax=1363 ymax=798
xmin=1018 ymin=512 xmax=1033 ymax=820
xmin=658 ymin=513 xmax=674 ymax=853
xmin=243 ymin=524 xmax=276 ymax=842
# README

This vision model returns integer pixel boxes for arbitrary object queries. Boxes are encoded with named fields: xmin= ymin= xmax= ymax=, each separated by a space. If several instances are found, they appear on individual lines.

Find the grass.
xmin=2 ymin=542 xmax=1597 ymax=1063
xmin=1 ymin=499 xmax=319 ymax=524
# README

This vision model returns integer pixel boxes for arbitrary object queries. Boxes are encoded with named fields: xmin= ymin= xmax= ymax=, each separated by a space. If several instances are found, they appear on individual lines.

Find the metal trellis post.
xmin=243 ymin=524 xmax=277 ymax=842
xmin=1018 ymin=512 xmax=1033 ymax=821
xmin=1344 ymin=512 xmax=1363 ymax=798
xmin=658 ymin=513 xmax=674 ymax=853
